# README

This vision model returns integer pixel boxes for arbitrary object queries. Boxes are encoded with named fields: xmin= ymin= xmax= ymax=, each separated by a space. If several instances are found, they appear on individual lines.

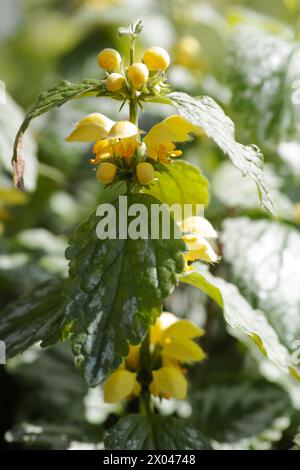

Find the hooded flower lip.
xmin=65 ymin=113 xmax=199 ymax=165
xmin=150 ymin=367 xmax=187 ymax=400
xmin=65 ymin=113 xmax=114 ymax=142
xmin=179 ymin=216 xmax=219 ymax=265
xmin=103 ymin=369 xmax=141 ymax=404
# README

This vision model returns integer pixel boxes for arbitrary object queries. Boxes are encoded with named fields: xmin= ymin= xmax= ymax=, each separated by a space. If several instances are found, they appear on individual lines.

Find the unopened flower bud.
xmin=106 ymin=73 xmax=125 ymax=92
xmin=127 ymin=63 xmax=149 ymax=89
xmin=143 ymin=47 xmax=170 ymax=71
xmin=136 ymin=162 xmax=154 ymax=185
xmin=97 ymin=48 xmax=121 ymax=71
xmin=97 ymin=162 xmax=117 ymax=184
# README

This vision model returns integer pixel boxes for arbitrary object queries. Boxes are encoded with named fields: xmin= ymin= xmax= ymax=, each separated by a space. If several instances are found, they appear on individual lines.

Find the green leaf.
xmin=168 ymin=91 xmax=276 ymax=215
xmin=0 ymin=280 xmax=65 ymax=358
xmin=221 ymin=217 xmax=300 ymax=366
xmin=191 ymin=375 xmax=291 ymax=443
xmin=5 ymin=423 xmax=84 ymax=450
xmin=64 ymin=193 xmax=185 ymax=386
xmin=228 ymin=26 xmax=300 ymax=146
xmin=180 ymin=266 xmax=300 ymax=380
xmin=144 ymin=160 xmax=209 ymax=214
xmin=12 ymin=79 xmax=105 ymax=191
xmin=11 ymin=344 xmax=88 ymax=423
xmin=293 ymin=428 xmax=300 ymax=450
xmin=105 ymin=414 xmax=210 ymax=450
xmin=212 ymin=162 xmax=294 ymax=219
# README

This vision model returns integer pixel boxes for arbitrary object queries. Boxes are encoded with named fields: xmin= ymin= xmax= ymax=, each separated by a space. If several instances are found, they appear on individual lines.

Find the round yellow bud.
xmin=97 ymin=162 xmax=117 ymax=184
xmin=127 ymin=63 xmax=149 ymax=89
xmin=136 ymin=162 xmax=154 ymax=185
xmin=106 ymin=73 xmax=125 ymax=92
xmin=97 ymin=48 xmax=121 ymax=71
xmin=143 ymin=46 xmax=170 ymax=71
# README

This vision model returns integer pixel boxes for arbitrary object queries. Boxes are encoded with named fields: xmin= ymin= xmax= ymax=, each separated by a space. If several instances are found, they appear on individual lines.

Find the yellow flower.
xmin=180 ymin=216 xmax=218 ymax=265
xmin=174 ymin=36 xmax=203 ymax=69
xmin=103 ymin=312 xmax=205 ymax=404
xmin=136 ymin=162 xmax=155 ymax=185
xmin=106 ymin=73 xmax=125 ymax=92
xmin=150 ymin=367 xmax=187 ymax=399
xmin=96 ymin=162 xmax=117 ymax=184
xmin=143 ymin=47 xmax=170 ymax=71
xmin=103 ymin=369 xmax=141 ymax=403
xmin=127 ymin=63 xmax=149 ymax=89
xmin=97 ymin=48 xmax=121 ymax=71
xmin=143 ymin=115 xmax=198 ymax=163
xmin=151 ymin=312 xmax=205 ymax=364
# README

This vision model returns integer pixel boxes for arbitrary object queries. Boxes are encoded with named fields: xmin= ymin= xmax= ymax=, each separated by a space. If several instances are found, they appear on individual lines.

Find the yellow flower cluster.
xmin=97 ymin=46 xmax=170 ymax=91
xmin=65 ymin=44 xmax=203 ymax=187
xmin=65 ymin=114 xmax=199 ymax=186
xmin=103 ymin=312 xmax=205 ymax=403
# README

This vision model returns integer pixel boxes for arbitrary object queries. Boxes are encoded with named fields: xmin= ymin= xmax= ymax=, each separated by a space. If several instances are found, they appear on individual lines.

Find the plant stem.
xmin=129 ymin=98 xmax=138 ymax=125
xmin=129 ymin=38 xmax=138 ymax=126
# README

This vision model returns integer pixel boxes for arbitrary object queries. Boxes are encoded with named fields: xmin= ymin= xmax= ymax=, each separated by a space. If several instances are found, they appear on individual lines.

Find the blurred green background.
xmin=1 ymin=0 xmax=300 ymax=450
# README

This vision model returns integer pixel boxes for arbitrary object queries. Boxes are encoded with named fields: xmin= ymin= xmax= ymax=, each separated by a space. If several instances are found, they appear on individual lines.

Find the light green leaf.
xmin=168 ymin=91 xmax=276 ymax=215
xmin=105 ymin=414 xmax=210 ymax=450
xmin=64 ymin=193 xmax=185 ymax=386
xmin=12 ymin=79 xmax=105 ymax=190
xmin=221 ymin=217 xmax=300 ymax=362
xmin=144 ymin=160 xmax=209 ymax=214
xmin=228 ymin=26 xmax=300 ymax=146
xmin=212 ymin=162 xmax=294 ymax=219
xmin=180 ymin=266 xmax=300 ymax=380
xmin=0 ymin=281 xmax=65 ymax=358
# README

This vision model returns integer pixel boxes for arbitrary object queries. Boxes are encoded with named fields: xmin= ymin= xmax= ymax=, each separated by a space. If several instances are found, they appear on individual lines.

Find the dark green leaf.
xmin=228 ymin=26 xmax=300 ymax=146
xmin=64 ymin=193 xmax=185 ymax=386
xmin=169 ymin=91 xmax=276 ymax=215
xmin=293 ymin=428 xmax=300 ymax=450
xmin=105 ymin=414 xmax=210 ymax=450
xmin=0 ymin=280 xmax=65 ymax=358
xmin=180 ymin=265 xmax=300 ymax=380
xmin=144 ymin=160 xmax=209 ymax=213
xmin=191 ymin=375 xmax=290 ymax=443
xmin=5 ymin=422 xmax=84 ymax=450
xmin=12 ymin=79 xmax=105 ymax=190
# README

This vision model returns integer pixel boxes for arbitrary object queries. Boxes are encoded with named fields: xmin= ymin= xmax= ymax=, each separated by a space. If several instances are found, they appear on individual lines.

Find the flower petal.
xmin=108 ymin=121 xmax=139 ymax=140
xmin=163 ymin=319 xmax=204 ymax=340
xmin=184 ymin=234 xmax=218 ymax=263
xmin=144 ymin=115 xmax=198 ymax=147
xmin=150 ymin=312 xmax=177 ymax=344
xmin=163 ymin=338 xmax=206 ymax=362
xmin=103 ymin=370 xmax=137 ymax=403
xmin=151 ymin=367 xmax=187 ymax=399
xmin=180 ymin=216 xmax=217 ymax=238
xmin=65 ymin=113 xmax=115 ymax=142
